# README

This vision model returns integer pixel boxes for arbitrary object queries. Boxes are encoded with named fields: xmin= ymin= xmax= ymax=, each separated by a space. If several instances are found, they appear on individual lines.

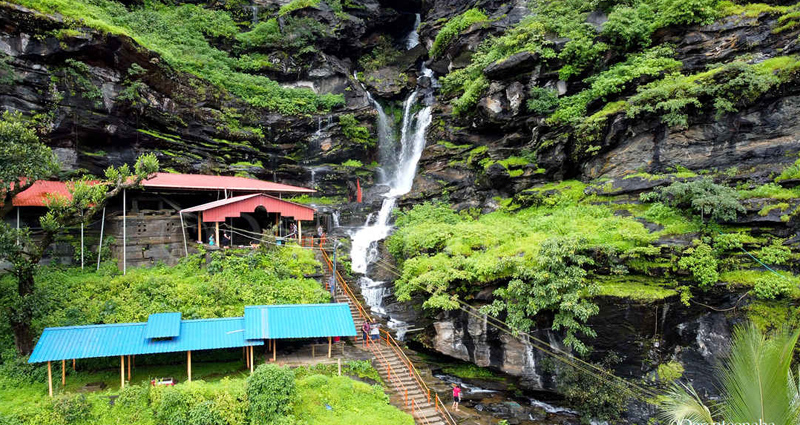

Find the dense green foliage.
xmin=338 ymin=114 xmax=374 ymax=148
xmin=430 ymin=9 xmax=489 ymax=58
xmin=14 ymin=0 xmax=343 ymax=114
xmin=0 ymin=247 xmax=328 ymax=345
xmin=388 ymin=184 xmax=659 ymax=352
xmin=247 ymin=364 xmax=295 ymax=423
xmin=441 ymin=0 xmax=721 ymax=116
xmin=482 ymin=237 xmax=599 ymax=355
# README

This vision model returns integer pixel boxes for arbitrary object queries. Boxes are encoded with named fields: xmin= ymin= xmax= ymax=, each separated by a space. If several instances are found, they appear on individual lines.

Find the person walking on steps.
xmin=451 ymin=383 xmax=461 ymax=412
xmin=361 ymin=321 xmax=371 ymax=346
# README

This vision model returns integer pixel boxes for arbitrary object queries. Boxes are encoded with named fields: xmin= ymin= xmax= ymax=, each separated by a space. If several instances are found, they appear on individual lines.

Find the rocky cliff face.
xmin=6 ymin=0 xmax=800 ymax=421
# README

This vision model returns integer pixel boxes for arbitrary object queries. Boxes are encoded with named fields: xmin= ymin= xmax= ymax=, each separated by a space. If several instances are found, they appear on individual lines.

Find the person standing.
xmin=316 ymin=225 xmax=324 ymax=246
xmin=361 ymin=321 xmax=371 ymax=346
xmin=208 ymin=235 xmax=216 ymax=246
xmin=451 ymin=383 xmax=461 ymax=412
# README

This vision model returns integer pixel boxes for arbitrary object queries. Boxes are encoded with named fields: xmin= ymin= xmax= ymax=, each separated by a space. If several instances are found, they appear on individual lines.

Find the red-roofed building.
xmin=11 ymin=181 xmax=72 ymax=207
xmin=8 ymin=173 xmax=319 ymax=269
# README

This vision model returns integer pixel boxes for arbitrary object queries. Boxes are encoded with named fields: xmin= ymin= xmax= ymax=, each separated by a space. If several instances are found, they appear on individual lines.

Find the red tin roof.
xmin=142 ymin=173 xmax=314 ymax=194
xmin=12 ymin=181 xmax=72 ymax=207
xmin=181 ymin=193 xmax=315 ymax=222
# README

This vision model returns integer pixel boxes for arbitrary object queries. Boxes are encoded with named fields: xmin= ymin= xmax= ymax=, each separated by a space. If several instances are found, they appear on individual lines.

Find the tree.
xmin=659 ymin=323 xmax=800 ymax=424
xmin=481 ymin=237 xmax=599 ymax=355
xmin=641 ymin=177 xmax=744 ymax=223
xmin=0 ymin=112 xmax=158 ymax=354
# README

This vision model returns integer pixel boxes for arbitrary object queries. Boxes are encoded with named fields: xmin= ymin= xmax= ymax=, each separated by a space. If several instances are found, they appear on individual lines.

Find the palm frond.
xmin=658 ymin=382 xmax=715 ymax=424
xmin=719 ymin=324 xmax=800 ymax=424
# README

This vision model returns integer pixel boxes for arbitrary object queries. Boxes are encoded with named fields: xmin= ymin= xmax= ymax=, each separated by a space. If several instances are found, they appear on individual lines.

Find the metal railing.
xmin=380 ymin=330 xmax=458 ymax=425
xmin=320 ymin=249 xmax=373 ymax=327
xmin=320 ymin=248 xmax=457 ymax=425
xmin=365 ymin=334 xmax=431 ymax=424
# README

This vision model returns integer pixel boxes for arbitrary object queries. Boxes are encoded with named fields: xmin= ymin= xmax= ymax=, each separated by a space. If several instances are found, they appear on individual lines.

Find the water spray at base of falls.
xmin=349 ymin=64 xmax=436 ymax=338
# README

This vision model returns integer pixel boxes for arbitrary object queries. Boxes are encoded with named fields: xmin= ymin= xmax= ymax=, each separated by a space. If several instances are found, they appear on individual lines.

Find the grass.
xmin=294 ymin=374 xmax=414 ymax=425
xmin=285 ymin=195 xmax=346 ymax=205
xmin=595 ymin=277 xmax=678 ymax=301
xmin=441 ymin=363 xmax=502 ymax=380
xmin=738 ymin=183 xmax=800 ymax=200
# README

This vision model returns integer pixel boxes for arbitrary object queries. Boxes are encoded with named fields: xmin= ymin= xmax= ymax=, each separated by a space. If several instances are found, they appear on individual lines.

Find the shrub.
xmin=678 ymin=242 xmax=719 ymax=289
xmin=550 ymin=46 xmax=681 ymax=126
xmin=278 ymin=0 xmax=321 ymax=16
xmin=640 ymin=178 xmax=744 ymax=223
xmin=430 ymin=9 xmax=489 ymax=58
xmin=752 ymin=276 xmax=793 ymax=300
xmin=482 ymin=236 xmax=599 ymax=355
xmin=757 ymin=240 xmax=792 ymax=266
xmin=247 ymin=364 xmax=296 ymax=423
xmin=656 ymin=361 xmax=684 ymax=382
xmin=652 ymin=0 xmax=718 ymax=28
xmin=52 ymin=393 xmax=92 ymax=424
xmin=602 ymin=4 xmax=655 ymax=50
xmin=526 ymin=87 xmax=559 ymax=114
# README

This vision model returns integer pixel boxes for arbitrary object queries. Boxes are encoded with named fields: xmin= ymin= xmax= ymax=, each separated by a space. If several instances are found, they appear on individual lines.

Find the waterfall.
xmin=250 ymin=5 xmax=259 ymax=26
xmin=332 ymin=210 xmax=340 ymax=228
xmin=349 ymin=64 xmax=435 ymax=333
xmin=405 ymin=13 xmax=421 ymax=49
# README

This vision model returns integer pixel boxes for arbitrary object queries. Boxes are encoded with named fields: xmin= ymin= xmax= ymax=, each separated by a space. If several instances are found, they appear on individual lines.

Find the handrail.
xmin=366 ymin=337 xmax=429 ymax=424
xmin=320 ymin=248 xmax=450 ymax=425
xmin=380 ymin=330 xmax=458 ymax=425
xmin=320 ymin=249 xmax=373 ymax=324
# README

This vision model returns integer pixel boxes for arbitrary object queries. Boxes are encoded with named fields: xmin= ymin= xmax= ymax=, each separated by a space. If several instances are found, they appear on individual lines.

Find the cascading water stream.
xmin=349 ymin=63 xmax=435 ymax=338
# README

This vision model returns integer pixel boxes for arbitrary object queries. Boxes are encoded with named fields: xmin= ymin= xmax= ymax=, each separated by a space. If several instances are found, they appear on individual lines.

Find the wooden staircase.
xmin=319 ymin=249 xmax=456 ymax=425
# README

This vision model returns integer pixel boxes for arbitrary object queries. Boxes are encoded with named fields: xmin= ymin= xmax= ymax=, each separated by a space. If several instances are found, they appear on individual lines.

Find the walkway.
xmin=319 ymin=249 xmax=456 ymax=425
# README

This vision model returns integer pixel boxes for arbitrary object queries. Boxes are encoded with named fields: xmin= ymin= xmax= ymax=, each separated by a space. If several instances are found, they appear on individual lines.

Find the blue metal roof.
xmin=29 ymin=317 xmax=263 ymax=363
xmin=244 ymin=303 xmax=356 ymax=340
xmin=145 ymin=312 xmax=182 ymax=339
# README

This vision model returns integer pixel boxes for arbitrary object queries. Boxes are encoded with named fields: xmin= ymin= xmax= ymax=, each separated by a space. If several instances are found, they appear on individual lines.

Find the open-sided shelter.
xmin=28 ymin=303 xmax=356 ymax=396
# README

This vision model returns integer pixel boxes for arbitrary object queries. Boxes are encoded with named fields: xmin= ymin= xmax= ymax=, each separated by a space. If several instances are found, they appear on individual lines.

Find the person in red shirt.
xmin=451 ymin=383 xmax=461 ymax=411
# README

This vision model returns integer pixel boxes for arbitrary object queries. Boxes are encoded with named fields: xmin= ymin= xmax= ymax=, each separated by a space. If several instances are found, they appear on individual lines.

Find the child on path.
xmin=451 ymin=383 xmax=461 ymax=412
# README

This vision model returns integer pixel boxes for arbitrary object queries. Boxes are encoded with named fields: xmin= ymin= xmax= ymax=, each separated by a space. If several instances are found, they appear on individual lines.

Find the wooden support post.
xmin=180 ymin=212 xmax=188 ymax=257
xmin=97 ymin=207 xmax=105 ymax=271
xmin=61 ymin=359 xmax=65 ymax=387
xmin=328 ymin=337 xmax=332 ymax=358
xmin=197 ymin=213 xmax=202 ymax=243
xmin=48 ymin=361 xmax=53 ymax=397
xmin=337 ymin=358 xmax=341 ymax=376
xmin=250 ymin=347 xmax=255 ymax=373
xmin=215 ymin=221 xmax=220 ymax=247
xmin=272 ymin=340 xmax=276 ymax=362
xmin=297 ymin=221 xmax=302 ymax=243
xmin=127 ymin=355 xmax=131 ymax=381
xmin=187 ymin=351 xmax=192 ymax=382
xmin=72 ymin=359 xmax=75 ymax=371
xmin=122 ymin=189 xmax=127 ymax=275
xmin=120 ymin=356 xmax=125 ymax=389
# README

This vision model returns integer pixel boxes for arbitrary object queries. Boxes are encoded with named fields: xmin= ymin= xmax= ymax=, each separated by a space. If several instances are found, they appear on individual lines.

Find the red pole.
xmin=356 ymin=179 xmax=362 ymax=203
